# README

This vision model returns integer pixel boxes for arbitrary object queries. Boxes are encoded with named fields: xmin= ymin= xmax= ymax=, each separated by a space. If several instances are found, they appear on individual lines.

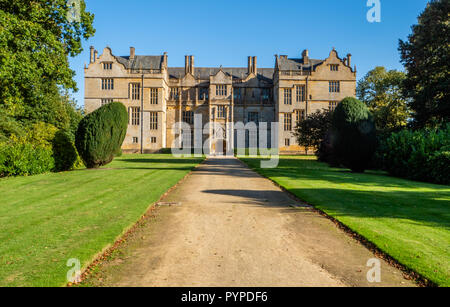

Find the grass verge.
xmin=0 ymin=154 xmax=203 ymax=287
xmin=239 ymin=156 xmax=450 ymax=287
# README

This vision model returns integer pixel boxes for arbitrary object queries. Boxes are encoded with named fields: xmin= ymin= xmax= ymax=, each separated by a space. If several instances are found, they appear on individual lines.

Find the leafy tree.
xmin=0 ymin=108 xmax=24 ymax=142
xmin=399 ymin=0 xmax=450 ymax=128
xmin=331 ymin=97 xmax=377 ymax=173
xmin=0 ymin=0 xmax=94 ymax=124
xmin=75 ymin=102 xmax=128 ymax=169
xmin=357 ymin=67 xmax=410 ymax=133
xmin=293 ymin=109 xmax=333 ymax=155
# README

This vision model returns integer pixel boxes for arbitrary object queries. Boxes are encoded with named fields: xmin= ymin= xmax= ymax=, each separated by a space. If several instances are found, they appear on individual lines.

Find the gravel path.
xmin=91 ymin=157 xmax=415 ymax=287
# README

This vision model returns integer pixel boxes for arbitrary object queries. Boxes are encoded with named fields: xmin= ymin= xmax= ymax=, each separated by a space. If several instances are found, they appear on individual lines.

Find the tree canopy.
xmin=293 ymin=109 xmax=333 ymax=154
xmin=357 ymin=66 xmax=410 ymax=133
xmin=399 ymin=0 xmax=450 ymax=128
xmin=0 ymin=0 xmax=94 ymax=126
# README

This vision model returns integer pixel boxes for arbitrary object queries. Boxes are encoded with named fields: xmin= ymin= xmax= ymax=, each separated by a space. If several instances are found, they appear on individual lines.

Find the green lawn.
xmin=240 ymin=156 xmax=450 ymax=286
xmin=0 ymin=154 xmax=203 ymax=287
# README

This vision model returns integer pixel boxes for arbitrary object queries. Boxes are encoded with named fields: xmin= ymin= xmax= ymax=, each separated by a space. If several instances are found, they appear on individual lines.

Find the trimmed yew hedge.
xmin=75 ymin=102 xmax=128 ymax=168
xmin=331 ymin=97 xmax=377 ymax=173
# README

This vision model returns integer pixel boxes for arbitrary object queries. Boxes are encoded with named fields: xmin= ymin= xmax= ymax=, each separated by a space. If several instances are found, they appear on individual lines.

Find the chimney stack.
xmin=302 ymin=49 xmax=309 ymax=65
xmin=252 ymin=56 xmax=257 ymax=75
xmin=347 ymin=54 xmax=352 ymax=67
xmin=90 ymin=46 xmax=94 ymax=64
xmin=94 ymin=50 xmax=98 ymax=62
xmin=185 ymin=55 xmax=189 ymax=74
xmin=130 ymin=47 xmax=135 ymax=60
xmin=248 ymin=56 xmax=253 ymax=74
xmin=189 ymin=55 xmax=194 ymax=75
xmin=163 ymin=52 xmax=168 ymax=69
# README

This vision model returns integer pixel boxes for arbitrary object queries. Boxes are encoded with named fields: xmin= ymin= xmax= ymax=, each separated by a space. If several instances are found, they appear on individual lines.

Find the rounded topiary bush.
xmin=52 ymin=130 xmax=78 ymax=172
xmin=75 ymin=102 xmax=128 ymax=169
xmin=331 ymin=97 xmax=377 ymax=173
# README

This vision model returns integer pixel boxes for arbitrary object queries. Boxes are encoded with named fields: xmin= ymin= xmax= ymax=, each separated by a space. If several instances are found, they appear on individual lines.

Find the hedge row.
xmin=378 ymin=124 xmax=450 ymax=185
xmin=0 ymin=143 xmax=54 ymax=177
xmin=0 ymin=130 xmax=79 ymax=178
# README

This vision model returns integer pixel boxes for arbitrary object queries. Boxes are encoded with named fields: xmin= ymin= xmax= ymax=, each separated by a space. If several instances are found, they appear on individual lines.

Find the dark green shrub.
xmin=429 ymin=151 xmax=450 ymax=185
xmin=317 ymin=130 xmax=340 ymax=167
xmin=380 ymin=124 xmax=450 ymax=183
xmin=293 ymin=109 xmax=333 ymax=155
xmin=75 ymin=102 xmax=128 ymax=168
xmin=52 ymin=130 xmax=78 ymax=172
xmin=0 ymin=142 xmax=54 ymax=177
xmin=331 ymin=97 xmax=377 ymax=173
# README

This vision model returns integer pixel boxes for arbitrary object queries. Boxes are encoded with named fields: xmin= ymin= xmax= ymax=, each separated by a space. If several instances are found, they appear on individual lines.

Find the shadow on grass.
xmin=119 ymin=158 xmax=203 ymax=164
xmin=239 ymin=157 xmax=450 ymax=229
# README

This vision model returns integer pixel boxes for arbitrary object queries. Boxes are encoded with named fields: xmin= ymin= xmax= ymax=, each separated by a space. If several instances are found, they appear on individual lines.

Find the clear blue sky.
xmin=70 ymin=0 xmax=430 ymax=107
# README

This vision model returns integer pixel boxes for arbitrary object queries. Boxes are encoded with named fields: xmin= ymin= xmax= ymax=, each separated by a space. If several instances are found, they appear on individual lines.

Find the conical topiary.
xmin=75 ymin=102 xmax=128 ymax=168
xmin=331 ymin=97 xmax=377 ymax=173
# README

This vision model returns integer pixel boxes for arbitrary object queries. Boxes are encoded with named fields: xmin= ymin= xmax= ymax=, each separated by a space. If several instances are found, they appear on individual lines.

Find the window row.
xmin=216 ymin=85 xmax=227 ymax=96
xmin=329 ymin=81 xmax=340 ymax=93
xmin=101 ymin=99 xmax=113 ymax=106
xmin=132 ymin=137 xmax=157 ymax=144
xmin=101 ymin=79 xmax=114 ymax=90
xmin=284 ymin=86 xmax=306 ymax=105
xmin=129 ymin=108 xmax=158 ymax=130
xmin=330 ymin=64 xmax=339 ymax=72
xmin=103 ymin=62 xmax=112 ymax=70
xmin=233 ymin=88 xmax=271 ymax=101
xmin=168 ymin=87 xmax=270 ymax=101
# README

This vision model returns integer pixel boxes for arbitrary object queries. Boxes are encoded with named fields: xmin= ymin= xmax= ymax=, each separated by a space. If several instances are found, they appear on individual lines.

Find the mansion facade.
xmin=84 ymin=47 xmax=357 ymax=154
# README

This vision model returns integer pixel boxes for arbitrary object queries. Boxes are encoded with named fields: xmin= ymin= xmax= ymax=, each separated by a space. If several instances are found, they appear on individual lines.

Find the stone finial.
xmin=90 ymin=46 xmax=94 ymax=64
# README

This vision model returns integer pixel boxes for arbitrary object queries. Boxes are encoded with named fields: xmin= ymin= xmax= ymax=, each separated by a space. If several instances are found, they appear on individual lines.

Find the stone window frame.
xmin=329 ymin=101 xmax=338 ymax=111
xmin=295 ymin=109 xmax=305 ymax=122
xmin=330 ymin=64 xmax=339 ymax=72
xmin=170 ymin=87 xmax=180 ymax=100
xmin=130 ymin=107 xmax=140 ymax=126
xmin=329 ymin=81 xmax=340 ymax=93
xmin=149 ymin=112 xmax=158 ymax=130
xmin=296 ymin=85 xmax=306 ymax=102
xmin=284 ymin=88 xmax=292 ymax=105
xmin=284 ymin=113 xmax=292 ymax=131
xmin=217 ymin=105 xmax=226 ymax=119
xmin=216 ymin=85 xmax=227 ymax=97
xmin=102 ymin=62 xmax=113 ymax=70
xmin=150 ymin=88 xmax=158 ymax=105
xmin=101 ymin=98 xmax=113 ymax=106
xmin=131 ymin=83 xmax=141 ymax=100
xmin=101 ymin=78 xmax=114 ymax=90
xmin=183 ymin=110 xmax=194 ymax=125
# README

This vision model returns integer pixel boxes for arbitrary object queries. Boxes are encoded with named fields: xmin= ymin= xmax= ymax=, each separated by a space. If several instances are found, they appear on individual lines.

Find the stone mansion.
xmin=84 ymin=47 xmax=357 ymax=154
